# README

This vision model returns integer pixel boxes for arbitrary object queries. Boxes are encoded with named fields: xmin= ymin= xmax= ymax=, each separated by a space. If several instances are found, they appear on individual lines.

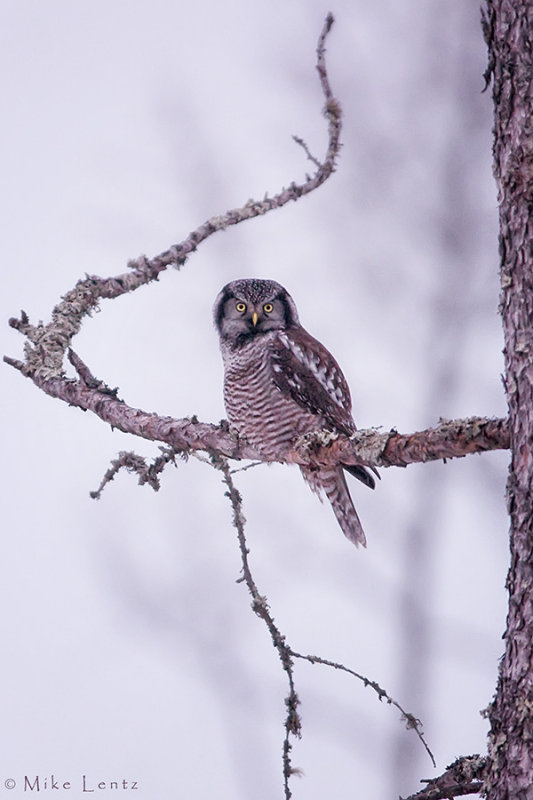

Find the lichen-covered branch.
xmin=400 ymin=755 xmax=486 ymax=800
xmin=296 ymin=416 xmax=510 ymax=469
xmin=214 ymin=456 xmax=301 ymax=800
xmin=289 ymin=649 xmax=435 ymax=767
xmin=214 ymin=455 xmax=435 ymax=800
xmin=5 ymin=346 xmax=509 ymax=470
xmin=4 ymin=14 xmax=340 ymax=387
xmin=4 ymin=10 xmax=508 ymax=483
xmin=89 ymin=447 xmax=180 ymax=499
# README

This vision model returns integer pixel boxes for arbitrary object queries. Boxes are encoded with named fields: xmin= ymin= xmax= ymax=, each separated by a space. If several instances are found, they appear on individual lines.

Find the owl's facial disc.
xmin=214 ymin=279 xmax=300 ymax=345
xmin=232 ymin=298 xmax=285 ymax=334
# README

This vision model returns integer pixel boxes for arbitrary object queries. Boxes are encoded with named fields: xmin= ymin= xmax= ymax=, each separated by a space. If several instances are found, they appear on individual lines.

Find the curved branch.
xmin=4 ymin=10 xmax=506 ymax=474
xmin=4 ymin=14 xmax=341 ymax=385
xmin=289 ymin=649 xmax=435 ymax=767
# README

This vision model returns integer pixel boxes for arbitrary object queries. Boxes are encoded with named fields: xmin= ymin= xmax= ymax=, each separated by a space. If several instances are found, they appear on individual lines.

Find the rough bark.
xmin=483 ymin=2 xmax=533 ymax=798
xmin=400 ymin=755 xmax=486 ymax=800
xmin=3 ymin=11 xmax=525 ymax=796
xmin=3 ymin=345 xmax=511 ymax=469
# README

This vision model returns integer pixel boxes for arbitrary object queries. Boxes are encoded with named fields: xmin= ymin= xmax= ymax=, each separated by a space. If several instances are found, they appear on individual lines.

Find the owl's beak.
xmin=251 ymin=311 xmax=259 ymax=327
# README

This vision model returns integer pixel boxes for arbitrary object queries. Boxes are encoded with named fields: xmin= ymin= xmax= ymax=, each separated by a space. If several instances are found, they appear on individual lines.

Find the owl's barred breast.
xmin=214 ymin=278 xmax=374 ymax=546
xmin=221 ymin=332 xmax=322 ymax=461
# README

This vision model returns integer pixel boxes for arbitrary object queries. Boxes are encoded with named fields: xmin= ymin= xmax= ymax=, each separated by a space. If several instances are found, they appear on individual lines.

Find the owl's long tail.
xmin=300 ymin=465 xmax=368 ymax=547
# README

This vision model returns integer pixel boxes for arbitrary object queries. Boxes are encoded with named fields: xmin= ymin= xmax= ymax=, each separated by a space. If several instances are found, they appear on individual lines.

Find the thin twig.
xmin=211 ymin=454 xmax=437 ymax=798
xmin=213 ymin=454 xmax=301 ymax=800
xmin=289 ymin=650 xmax=436 ymax=767
xmin=229 ymin=461 xmax=263 ymax=474
xmin=292 ymin=135 xmax=322 ymax=169
xmin=90 ymin=436 xmax=440 ymax=797
xmin=68 ymin=348 xmax=119 ymax=396
xmin=90 ymin=447 xmax=180 ymax=498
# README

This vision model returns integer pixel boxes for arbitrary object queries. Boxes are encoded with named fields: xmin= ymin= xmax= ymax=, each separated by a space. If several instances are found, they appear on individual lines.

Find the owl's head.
xmin=214 ymin=279 xmax=300 ymax=345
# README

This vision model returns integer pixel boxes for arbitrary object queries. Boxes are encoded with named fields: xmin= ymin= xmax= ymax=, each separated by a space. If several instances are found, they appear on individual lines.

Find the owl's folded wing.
xmin=270 ymin=328 xmax=378 ymax=490
xmin=270 ymin=328 xmax=355 ymax=438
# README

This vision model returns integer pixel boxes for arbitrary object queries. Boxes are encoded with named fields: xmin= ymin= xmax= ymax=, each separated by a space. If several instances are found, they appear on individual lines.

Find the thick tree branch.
xmin=297 ymin=416 xmax=510 ymax=469
xmin=5 ymin=348 xmax=509 ymax=469
xmin=400 ymin=755 xmax=486 ymax=800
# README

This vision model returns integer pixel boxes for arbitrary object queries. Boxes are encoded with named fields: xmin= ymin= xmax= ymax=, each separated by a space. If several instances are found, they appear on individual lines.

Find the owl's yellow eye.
xmin=235 ymin=302 xmax=247 ymax=313
xmin=263 ymin=303 xmax=274 ymax=313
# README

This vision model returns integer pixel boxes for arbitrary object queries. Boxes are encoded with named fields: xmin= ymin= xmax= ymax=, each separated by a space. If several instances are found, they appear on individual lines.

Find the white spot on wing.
xmin=277 ymin=331 xmax=348 ymax=410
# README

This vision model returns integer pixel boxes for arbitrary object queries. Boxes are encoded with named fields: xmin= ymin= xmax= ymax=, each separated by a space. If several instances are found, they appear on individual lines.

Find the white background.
xmin=2 ymin=1 xmax=509 ymax=798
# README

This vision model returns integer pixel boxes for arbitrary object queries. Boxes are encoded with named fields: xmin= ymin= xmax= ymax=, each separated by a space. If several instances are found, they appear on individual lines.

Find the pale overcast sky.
xmin=2 ymin=2 xmax=509 ymax=798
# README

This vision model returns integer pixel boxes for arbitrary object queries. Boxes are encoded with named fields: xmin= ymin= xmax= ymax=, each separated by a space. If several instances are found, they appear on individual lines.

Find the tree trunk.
xmin=484 ymin=2 xmax=533 ymax=798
